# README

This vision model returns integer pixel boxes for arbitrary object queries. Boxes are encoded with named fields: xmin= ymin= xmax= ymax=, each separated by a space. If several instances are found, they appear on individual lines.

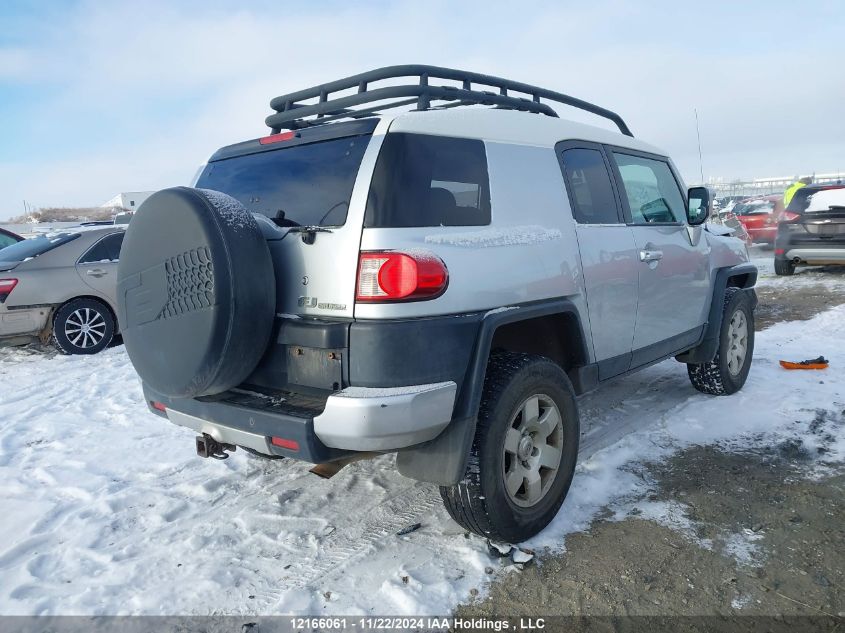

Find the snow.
xmin=424 ymin=225 xmax=562 ymax=248
xmin=806 ymin=188 xmax=845 ymax=212
xmin=0 ymin=255 xmax=843 ymax=616
xmin=198 ymin=188 xmax=255 ymax=231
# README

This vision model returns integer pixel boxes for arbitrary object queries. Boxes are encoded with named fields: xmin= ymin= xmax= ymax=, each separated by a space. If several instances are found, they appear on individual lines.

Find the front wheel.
xmin=687 ymin=287 xmax=754 ymax=395
xmin=440 ymin=352 xmax=579 ymax=543
xmin=53 ymin=298 xmax=115 ymax=355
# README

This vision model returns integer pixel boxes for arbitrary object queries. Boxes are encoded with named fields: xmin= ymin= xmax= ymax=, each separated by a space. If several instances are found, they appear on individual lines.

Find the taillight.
xmin=0 ymin=278 xmax=18 ymax=303
xmin=149 ymin=401 xmax=167 ymax=417
xmin=781 ymin=212 xmax=800 ymax=222
xmin=271 ymin=436 xmax=300 ymax=451
xmin=356 ymin=251 xmax=448 ymax=302
xmin=259 ymin=131 xmax=297 ymax=145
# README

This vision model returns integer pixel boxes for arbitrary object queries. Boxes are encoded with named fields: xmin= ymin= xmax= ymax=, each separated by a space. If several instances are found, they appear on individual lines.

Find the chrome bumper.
xmin=314 ymin=381 xmax=457 ymax=451
xmin=163 ymin=380 xmax=458 ymax=456
xmin=786 ymin=248 xmax=845 ymax=263
xmin=166 ymin=408 xmax=272 ymax=454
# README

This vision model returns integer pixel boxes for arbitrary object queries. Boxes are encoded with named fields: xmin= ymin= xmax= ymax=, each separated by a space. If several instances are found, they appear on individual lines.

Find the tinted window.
xmin=196 ymin=135 xmax=371 ymax=227
xmin=365 ymin=133 xmax=491 ymax=227
xmin=0 ymin=233 xmax=79 ymax=262
xmin=0 ymin=233 xmax=18 ymax=249
xmin=79 ymin=233 xmax=124 ymax=263
xmin=788 ymin=186 xmax=845 ymax=213
xmin=734 ymin=200 xmax=774 ymax=216
xmin=560 ymin=148 xmax=620 ymax=224
xmin=612 ymin=153 xmax=685 ymax=224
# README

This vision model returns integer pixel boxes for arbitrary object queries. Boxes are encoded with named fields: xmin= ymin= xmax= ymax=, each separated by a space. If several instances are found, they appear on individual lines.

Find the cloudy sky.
xmin=1 ymin=0 xmax=843 ymax=218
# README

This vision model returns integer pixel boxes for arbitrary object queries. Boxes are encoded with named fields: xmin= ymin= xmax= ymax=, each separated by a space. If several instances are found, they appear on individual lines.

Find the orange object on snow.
xmin=779 ymin=356 xmax=829 ymax=370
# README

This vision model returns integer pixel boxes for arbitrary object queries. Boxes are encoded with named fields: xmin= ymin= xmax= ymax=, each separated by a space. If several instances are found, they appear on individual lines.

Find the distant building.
xmin=101 ymin=191 xmax=154 ymax=211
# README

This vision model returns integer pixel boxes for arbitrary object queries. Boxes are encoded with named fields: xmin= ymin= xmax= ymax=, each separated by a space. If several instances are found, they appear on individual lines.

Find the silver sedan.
xmin=0 ymin=226 xmax=125 ymax=354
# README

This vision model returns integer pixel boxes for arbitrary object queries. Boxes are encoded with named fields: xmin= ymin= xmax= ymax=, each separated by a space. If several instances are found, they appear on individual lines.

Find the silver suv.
xmin=117 ymin=66 xmax=756 ymax=542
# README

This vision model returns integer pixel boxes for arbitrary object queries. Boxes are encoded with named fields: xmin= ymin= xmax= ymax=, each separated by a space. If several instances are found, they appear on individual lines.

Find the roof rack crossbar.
xmin=266 ymin=65 xmax=633 ymax=136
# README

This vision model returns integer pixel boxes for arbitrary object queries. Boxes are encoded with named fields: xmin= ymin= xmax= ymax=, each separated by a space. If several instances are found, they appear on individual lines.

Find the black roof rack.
xmin=265 ymin=65 xmax=633 ymax=137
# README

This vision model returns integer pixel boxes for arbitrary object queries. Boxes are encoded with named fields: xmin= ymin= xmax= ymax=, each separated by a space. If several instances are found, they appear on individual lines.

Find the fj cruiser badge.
xmin=297 ymin=297 xmax=346 ymax=311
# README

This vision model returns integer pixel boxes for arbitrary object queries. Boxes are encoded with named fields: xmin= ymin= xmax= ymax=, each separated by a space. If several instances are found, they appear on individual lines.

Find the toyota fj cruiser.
xmin=117 ymin=66 xmax=757 ymax=542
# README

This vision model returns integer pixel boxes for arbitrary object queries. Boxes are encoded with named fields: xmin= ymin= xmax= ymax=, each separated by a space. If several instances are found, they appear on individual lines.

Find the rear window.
xmin=196 ymin=135 xmax=371 ymax=227
xmin=365 ymin=133 xmax=491 ymax=227
xmin=790 ymin=186 xmax=845 ymax=213
xmin=734 ymin=200 xmax=774 ymax=216
xmin=0 ymin=233 xmax=79 ymax=262
xmin=805 ymin=188 xmax=845 ymax=213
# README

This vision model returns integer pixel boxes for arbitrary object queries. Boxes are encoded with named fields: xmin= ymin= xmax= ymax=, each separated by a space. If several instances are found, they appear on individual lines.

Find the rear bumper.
xmin=314 ymin=381 xmax=456 ymax=450
xmin=145 ymin=379 xmax=457 ymax=461
xmin=784 ymin=247 xmax=845 ymax=264
xmin=0 ymin=306 xmax=50 ymax=338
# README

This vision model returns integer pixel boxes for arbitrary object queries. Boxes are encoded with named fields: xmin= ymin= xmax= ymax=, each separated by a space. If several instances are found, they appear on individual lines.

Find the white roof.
xmin=384 ymin=107 xmax=665 ymax=155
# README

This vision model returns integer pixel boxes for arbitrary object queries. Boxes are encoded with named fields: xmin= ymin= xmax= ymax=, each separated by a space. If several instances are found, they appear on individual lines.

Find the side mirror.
xmin=687 ymin=186 xmax=711 ymax=226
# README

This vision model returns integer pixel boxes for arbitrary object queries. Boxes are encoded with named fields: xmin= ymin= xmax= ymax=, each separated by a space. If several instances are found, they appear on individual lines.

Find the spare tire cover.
xmin=117 ymin=187 xmax=276 ymax=398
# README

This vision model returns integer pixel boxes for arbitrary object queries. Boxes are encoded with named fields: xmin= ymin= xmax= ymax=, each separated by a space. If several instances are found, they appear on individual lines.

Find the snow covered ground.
xmin=0 ymin=256 xmax=843 ymax=616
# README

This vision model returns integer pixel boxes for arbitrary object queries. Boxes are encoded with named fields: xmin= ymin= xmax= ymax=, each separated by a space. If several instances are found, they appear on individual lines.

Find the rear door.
xmin=76 ymin=231 xmax=124 ymax=300
xmin=608 ymin=150 xmax=710 ymax=363
xmin=558 ymin=141 xmax=639 ymax=378
xmin=195 ymin=122 xmax=379 ymax=320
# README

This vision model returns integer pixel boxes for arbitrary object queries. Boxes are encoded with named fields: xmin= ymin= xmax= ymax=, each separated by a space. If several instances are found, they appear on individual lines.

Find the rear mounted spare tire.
xmin=116 ymin=187 xmax=276 ymax=399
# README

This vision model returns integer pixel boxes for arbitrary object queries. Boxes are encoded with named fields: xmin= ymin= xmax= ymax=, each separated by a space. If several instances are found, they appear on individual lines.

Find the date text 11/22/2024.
xmin=288 ymin=616 xmax=546 ymax=630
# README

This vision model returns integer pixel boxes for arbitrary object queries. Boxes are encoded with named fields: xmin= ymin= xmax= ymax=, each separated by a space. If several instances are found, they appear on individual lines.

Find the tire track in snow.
xmin=250 ymin=480 xmax=441 ymax=611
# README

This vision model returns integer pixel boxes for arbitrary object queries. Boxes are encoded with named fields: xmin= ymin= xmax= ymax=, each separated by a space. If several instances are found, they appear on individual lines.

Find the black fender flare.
xmin=396 ymin=298 xmax=587 ymax=486
xmin=676 ymin=262 xmax=758 ymax=364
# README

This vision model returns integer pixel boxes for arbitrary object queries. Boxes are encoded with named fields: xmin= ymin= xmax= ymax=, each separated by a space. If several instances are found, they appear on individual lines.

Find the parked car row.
xmin=0 ymin=226 xmax=124 ymax=353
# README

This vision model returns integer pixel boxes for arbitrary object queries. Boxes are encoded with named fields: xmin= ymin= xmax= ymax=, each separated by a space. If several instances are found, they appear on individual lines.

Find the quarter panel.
xmin=355 ymin=142 xmax=588 ymax=323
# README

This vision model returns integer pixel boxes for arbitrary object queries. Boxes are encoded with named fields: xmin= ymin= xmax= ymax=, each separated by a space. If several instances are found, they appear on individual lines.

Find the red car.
xmin=734 ymin=194 xmax=782 ymax=245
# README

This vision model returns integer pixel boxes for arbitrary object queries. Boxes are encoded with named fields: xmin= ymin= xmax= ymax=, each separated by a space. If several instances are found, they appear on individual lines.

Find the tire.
xmin=116 ymin=187 xmax=276 ymax=398
xmin=687 ymin=287 xmax=754 ymax=395
xmin=774 ymin=258 xmax=795 ymax=276
xmin=53 ymin=298 xmax=115 ymax=355
xmin=440 ymin=352 xmax=580 ymax=543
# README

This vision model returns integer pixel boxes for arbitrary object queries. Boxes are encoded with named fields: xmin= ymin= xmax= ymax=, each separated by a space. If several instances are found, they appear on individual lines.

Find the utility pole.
xmin=694 ymin=109 xmax=704 ymax=184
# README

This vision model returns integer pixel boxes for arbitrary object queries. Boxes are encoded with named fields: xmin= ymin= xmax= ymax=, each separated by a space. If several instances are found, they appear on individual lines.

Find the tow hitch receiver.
xmin=196 ymin=434 xmax=236 ymax=460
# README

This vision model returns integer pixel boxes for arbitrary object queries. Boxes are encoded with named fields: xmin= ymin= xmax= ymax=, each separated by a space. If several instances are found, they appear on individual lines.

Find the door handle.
xmin=86 ymin=268 xmax=107 ymax=277
xmin=639 ymin=250 xmax=663 ymax=263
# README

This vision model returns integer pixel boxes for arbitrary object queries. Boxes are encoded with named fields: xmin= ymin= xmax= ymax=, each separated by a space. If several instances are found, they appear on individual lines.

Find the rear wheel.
xmin=687 ymin=287 xmax=754 ymax=395
xmin=440 ymin=352 xmax=579 ymax=543
xmin=53 ymin=298 xmax=115 ymax=355
xmin=774 ymin=258 xmax=795 ymax=276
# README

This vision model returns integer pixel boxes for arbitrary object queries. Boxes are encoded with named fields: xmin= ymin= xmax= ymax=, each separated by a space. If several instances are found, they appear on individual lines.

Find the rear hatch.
xmin=194 ymin=119 xmax=380 ymax=320
xmin=786 ymin=188 xmax=845 ymax=246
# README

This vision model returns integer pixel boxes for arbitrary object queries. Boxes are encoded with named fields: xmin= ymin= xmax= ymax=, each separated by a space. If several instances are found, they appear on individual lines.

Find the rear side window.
xmin=196 ymin=135 xmax=371 ymax=227
xmin=559 ymin=148 xmax=620 ymax=224
xmin=612 ymin=153 xmax=685 ymax=224
xmin=365 ymin=133 xmax=491 ymax=227
xmin=79 ymin=233 xmax=124 ymax=263
xmin=0 ymin=233 xmax=17 ymax=249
